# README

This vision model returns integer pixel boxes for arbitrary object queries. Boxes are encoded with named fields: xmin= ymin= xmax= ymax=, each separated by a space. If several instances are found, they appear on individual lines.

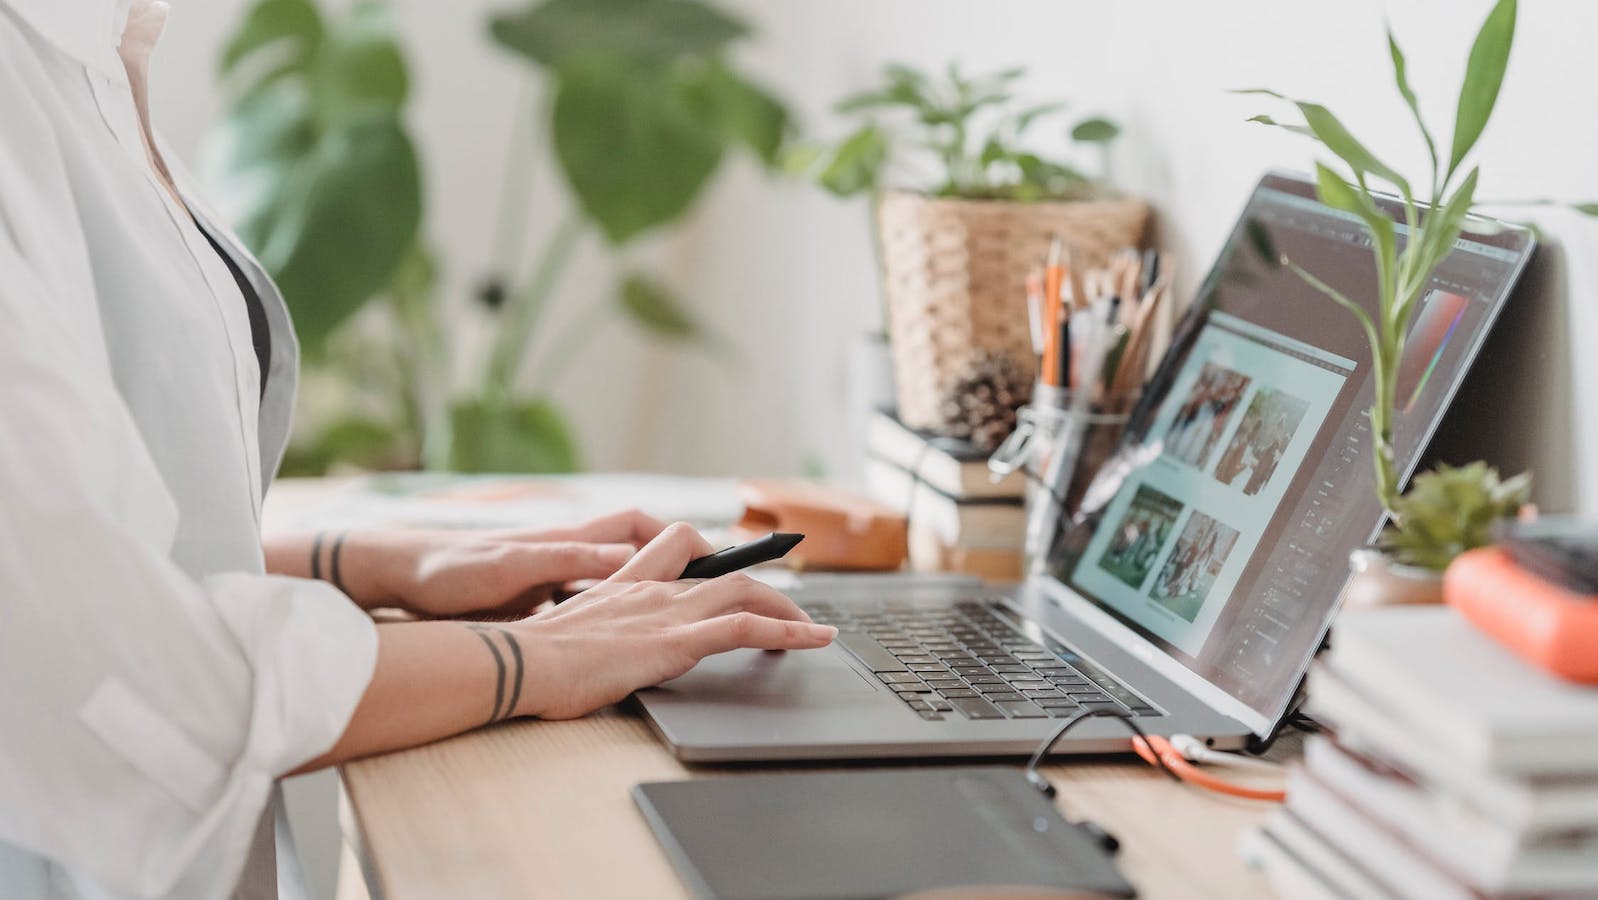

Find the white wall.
xmin=155 ymin=0 xmax=1598 ymax=510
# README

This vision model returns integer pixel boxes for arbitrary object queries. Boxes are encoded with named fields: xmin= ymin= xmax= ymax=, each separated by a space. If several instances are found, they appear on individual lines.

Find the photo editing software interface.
xmin=1048 ymin=181 xmax=1528 ymax=722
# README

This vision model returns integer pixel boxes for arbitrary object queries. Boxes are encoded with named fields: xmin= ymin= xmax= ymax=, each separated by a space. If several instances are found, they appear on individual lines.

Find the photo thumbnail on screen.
xmin=1097 ymin=484 xmax=1184 ymax=590
xmin=1213 ymin=388 xmax=1310 ymax=496
xmin=1164 ymin=363 xmax=1252 ymax=470
xmin=1150 ymin=512 xmax=1242 ymax=622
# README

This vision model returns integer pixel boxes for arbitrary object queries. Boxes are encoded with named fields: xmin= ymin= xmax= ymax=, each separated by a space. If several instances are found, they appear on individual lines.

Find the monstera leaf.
xmin=488 ymin=0 xmax=788 ymax=244
xmin=203 ymin=0 xmax=421 ymax=354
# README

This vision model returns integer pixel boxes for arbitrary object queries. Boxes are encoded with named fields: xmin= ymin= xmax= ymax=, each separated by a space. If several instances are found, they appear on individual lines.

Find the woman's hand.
xmin=265 ymin=509 xmax=672 ymax=618
xmin=513 ymin=522 xmax=837 ymax=720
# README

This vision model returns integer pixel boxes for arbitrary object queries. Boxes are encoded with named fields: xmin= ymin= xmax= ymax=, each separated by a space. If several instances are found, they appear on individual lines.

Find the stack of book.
xmin=1242 ymin=606 xmax=1598 ymax=899
xmin=864 ymin=411 xmax=1026 ymax=579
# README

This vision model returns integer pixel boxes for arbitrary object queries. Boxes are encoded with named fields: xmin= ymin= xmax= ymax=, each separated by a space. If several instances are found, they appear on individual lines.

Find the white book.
xmin=864 ymin=458 xmax=1025 ymax=549
xmin=1321 ymin=607 xmax=1598 ymax=776
xmin=1308 ymin=666 xmax=1598 ymax=834
xmin=1283 ymin=769 xmax=1479 ymax=900
xmin=1240 ymin=814 xmax=1394 ymax=900
xmin=1302 ymin=736 xmax=1598 ymax=894
xmin=867 ymin=411 xmax=1025 ymax=500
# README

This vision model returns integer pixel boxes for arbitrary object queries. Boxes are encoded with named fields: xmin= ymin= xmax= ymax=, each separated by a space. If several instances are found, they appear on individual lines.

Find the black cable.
xmin=1023 ymin=708 xmax=1180 ymax=798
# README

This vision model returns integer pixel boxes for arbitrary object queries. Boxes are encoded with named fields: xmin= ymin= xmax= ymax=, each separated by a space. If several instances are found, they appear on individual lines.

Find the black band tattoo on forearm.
xmin=310 ymin=531 xmax=327 ymax=581
xmin=328 ymin=531 xmax=349 ymax=593
xmin=467 ymin=625 xmax=525 ymax=725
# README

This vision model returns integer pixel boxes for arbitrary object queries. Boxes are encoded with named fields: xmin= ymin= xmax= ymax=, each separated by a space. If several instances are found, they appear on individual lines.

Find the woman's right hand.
xmin=512 ymin=523 xmax=837 ymax=720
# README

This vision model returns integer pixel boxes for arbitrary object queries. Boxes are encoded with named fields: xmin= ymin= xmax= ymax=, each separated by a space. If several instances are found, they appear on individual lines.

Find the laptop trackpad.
xmin=660 ymin=649 xmax=878 ymax=697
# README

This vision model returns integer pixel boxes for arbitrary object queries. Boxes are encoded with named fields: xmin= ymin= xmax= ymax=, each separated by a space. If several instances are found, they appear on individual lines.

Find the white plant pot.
xmin=1341 ymin=548 xmax=1445 ymax=611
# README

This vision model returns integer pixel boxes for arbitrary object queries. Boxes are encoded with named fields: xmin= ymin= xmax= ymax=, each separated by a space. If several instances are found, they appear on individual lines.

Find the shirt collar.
xmin=1 ymin=0 xmax=134 ymax=78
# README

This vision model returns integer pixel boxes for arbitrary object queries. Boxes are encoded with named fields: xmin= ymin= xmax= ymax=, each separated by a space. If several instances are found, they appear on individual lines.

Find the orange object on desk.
xmin=1445 ymin=547 xmax=1598 ymax=684
xmin=733 ymin=480 xmax=907 ymax=572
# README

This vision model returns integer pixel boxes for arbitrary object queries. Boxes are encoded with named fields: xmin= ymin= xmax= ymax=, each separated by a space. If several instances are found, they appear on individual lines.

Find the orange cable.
xmin=1131 ymin=735 xmax=1287 ymax=803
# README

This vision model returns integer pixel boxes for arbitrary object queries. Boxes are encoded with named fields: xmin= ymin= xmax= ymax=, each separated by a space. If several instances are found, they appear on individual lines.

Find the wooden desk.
xmin=268 ymin=477 xmax=1283 ymax=898
xmin=338 ymin=708 xmax=1289 ymax=899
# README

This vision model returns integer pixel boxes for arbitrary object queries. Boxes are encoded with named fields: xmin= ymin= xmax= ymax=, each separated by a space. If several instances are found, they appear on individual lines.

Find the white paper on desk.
xmin=273 ymin=472 xmax=743 ymax=533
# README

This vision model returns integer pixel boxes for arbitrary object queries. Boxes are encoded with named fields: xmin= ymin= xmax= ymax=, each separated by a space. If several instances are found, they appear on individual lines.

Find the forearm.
xmin=290 ymin=618 xmax=533 ymax=773
xmin=264 ymin=530 xmax=396 ymax=610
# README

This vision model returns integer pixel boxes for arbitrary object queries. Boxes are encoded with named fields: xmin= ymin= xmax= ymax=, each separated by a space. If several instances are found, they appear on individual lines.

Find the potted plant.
xmin=794 ymin=64 xmax=1147 ymax=433
xmin=1345 ymin=463 xmax=1531 ymax=607
xmin=205 ymin=0 xmax=788 ymax=474
xmin=1243 ymin=0 xmax=1569 ymax=604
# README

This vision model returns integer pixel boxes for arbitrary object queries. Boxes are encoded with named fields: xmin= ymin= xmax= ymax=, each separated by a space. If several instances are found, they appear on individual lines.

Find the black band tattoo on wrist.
xmin=310 ymin=531 xmax=327 ymax=581
xmin=329 ymin=531 xmax=349 ymax=593
xmin=467 ymin=625 xmax=525 ymax=726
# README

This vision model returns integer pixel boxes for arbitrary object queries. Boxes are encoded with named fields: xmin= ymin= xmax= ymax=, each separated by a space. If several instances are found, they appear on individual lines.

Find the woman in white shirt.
xmin=0 ymin=2 xmax=837 ymax=898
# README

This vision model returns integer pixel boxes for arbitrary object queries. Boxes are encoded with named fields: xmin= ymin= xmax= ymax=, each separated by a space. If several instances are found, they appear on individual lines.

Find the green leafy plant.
xmin=206 ymin=0 xmax=788 ymax=474
xmin=204 ymin=0 xmax=422 ymax=355
xmin=796 ymin=63 xmax=1120 ymax=201
xmin=1378 ymin=462 xmax=1530 ymax=570
xmin=1242 ymin=0 xmax=1524 ymax=513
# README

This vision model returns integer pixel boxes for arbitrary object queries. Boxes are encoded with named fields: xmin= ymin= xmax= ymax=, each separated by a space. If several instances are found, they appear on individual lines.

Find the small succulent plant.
xmin=1378 ymin=462 xmax=1530 ymax=571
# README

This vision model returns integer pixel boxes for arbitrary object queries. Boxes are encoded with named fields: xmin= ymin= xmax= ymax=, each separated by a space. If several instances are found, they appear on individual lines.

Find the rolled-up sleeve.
xmin=0 ymin=39 xmax=377 ymax=900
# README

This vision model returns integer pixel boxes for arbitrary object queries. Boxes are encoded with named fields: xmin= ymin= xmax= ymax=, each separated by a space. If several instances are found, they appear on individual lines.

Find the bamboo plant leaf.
xmin=1449 ymin=0 xmax=1517 ymax=177
xmin=1296 ymin=101 xmax=1411 ymax=198
xmin=1244 ymin=113 xmax=1316 ymax=139
xmin=550 ymin=58 xmax=724 ymax=243
xmin=487 ymin=0 xmax=746 ymax=68
xmin=1387 ymin=28 xmax=1439 ymax=183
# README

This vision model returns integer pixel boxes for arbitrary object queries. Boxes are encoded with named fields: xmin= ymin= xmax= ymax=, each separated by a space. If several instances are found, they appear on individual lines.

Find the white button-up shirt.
xmin=0 ymin=1 xmax=379 ymax=897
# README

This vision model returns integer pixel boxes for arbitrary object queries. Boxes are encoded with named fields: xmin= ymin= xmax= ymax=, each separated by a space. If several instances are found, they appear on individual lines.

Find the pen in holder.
xmin=990 ymin=382 xmax=1139 ymax=575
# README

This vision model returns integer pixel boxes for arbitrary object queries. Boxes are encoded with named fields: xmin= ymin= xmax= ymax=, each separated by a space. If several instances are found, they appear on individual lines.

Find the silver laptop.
xmin=637 ymin=171 xmax=1536 ymax=762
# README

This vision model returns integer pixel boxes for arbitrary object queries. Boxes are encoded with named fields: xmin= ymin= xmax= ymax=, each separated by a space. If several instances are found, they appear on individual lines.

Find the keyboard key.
xmin=1065 ymin=690 xmax=1111 ymax=703
xmin=838 ymin=632 xmax=907 ymax=673
xmin=1080 ymin=701 xmax=1123 ymax=713
xmin=966 ymin=676 xmax=1006 ymax=686
xmin=922 ymin=679 xmax=963 ymax=690
xmin=1004 ymin=676 xmax=1046 ymax=686
xmin=947 ymin=696 xmax=1005 ymax=720
xmin=1022 ymin=688 xmax=1065 ymax=699
xmin=984 ymin=692 xmax=1025 ymax=704
xmin=907 ymin=663 xmax=949 ymax=673
xmin=877 ymin=673 xmax=921 ymax=684
xmin=991 ymin=665 xmax=1032 ymax=675
xmin=896 ymin=656 xmax=939 ymax=666
xmin=891 ymin=683 xmax=932 ymax=694
xmin=974 ymin=683 xmax=1015 ymax=694
xmin=906 ymin=699 xmax=932 ymax=711
xmin=1036 ymin=698 xmax=1080 ymax=709
xmin=928 ymin=699 xmax=954 ymax=712
xmin=916 ymin=710 xmax=945 ymax=721
xmin=995 ymin=701 xmax=1048 ymax=719
xmin=938 ymin=689 xmax=978 ymax=699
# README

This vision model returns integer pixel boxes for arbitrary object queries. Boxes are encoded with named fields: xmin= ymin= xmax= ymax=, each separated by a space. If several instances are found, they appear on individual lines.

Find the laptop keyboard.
xmin=803 ymin=600 xmax=1161 ymax=723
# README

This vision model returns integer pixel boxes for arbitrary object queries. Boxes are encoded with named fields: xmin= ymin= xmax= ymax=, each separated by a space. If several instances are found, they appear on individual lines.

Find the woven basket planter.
xmin=877 ymin=189 xmax=1150 ymax=430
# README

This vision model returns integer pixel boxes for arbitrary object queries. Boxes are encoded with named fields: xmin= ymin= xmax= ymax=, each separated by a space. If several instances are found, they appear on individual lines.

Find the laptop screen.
xmin=1045 ymin=172 xmax=1535 ymax=727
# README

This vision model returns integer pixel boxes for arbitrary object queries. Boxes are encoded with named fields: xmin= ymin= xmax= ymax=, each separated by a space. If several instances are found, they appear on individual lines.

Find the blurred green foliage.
xmin=793 ymin=62 xmax=1121 ymax=202
xmin=206 ymin=0 xmax=789 ymax=475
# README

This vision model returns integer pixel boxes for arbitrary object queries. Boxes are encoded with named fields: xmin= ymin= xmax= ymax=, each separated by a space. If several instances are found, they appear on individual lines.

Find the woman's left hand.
xmin=269 ymin=509 xmax=672 ymax=618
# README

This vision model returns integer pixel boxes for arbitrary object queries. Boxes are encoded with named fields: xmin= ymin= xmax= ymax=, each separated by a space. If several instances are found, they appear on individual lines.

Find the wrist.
xmin=311 ymin=530 xmax=405 ymax=610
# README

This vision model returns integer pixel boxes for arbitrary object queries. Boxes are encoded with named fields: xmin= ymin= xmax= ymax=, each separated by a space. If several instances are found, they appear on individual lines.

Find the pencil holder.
xmin=990 ymin=382 xmax=1139 ymax=575
xmin=876 ymin=190 xmax=1150 ymax=431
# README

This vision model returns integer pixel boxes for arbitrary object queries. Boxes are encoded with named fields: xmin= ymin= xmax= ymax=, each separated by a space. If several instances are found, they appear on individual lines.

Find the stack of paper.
xmin=864 ymin=411 xmax=1025 ymax=579
xmin=1241 ymin=606 xmax=1598 ymax=899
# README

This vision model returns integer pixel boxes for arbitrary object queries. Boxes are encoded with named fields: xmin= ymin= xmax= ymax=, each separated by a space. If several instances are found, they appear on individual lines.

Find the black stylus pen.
xmin=679 ymin=533 xmax=805 ymax=580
